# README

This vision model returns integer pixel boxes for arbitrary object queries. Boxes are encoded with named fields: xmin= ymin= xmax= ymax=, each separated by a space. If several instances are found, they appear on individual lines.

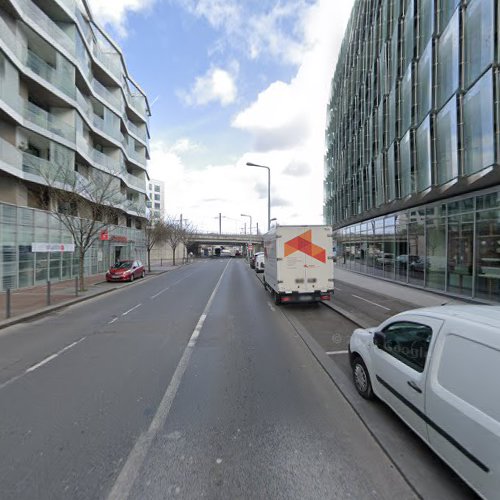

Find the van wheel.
xmin=274 ymin=292 xmax=281 ymax=306
xmin=352 ymin=357 xmax=374 ymax=400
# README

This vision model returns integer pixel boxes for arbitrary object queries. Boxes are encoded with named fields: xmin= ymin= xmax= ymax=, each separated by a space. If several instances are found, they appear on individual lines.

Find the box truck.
xmin=263 ymin=225 xmax=334 ymax=304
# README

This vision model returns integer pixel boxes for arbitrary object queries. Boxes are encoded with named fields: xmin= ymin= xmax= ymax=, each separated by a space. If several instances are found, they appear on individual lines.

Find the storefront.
xmin=334 ymin=187 xmax=500 ymax=302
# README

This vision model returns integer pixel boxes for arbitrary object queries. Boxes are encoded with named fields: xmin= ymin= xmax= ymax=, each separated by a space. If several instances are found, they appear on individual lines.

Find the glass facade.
xmin=334 ymin=189 xmax=500 ymax=302
xmin=0 ymin=202 xmax=146 ymax=291
xmin=325 ymin=0 xmax=500 ymax=302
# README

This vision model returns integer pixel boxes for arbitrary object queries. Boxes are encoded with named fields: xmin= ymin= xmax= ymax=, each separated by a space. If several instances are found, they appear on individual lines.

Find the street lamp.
xmin=246 ymin=162 xmax=271 ymax=231
xmin=241 ymin=213 xmax=252 ymax=258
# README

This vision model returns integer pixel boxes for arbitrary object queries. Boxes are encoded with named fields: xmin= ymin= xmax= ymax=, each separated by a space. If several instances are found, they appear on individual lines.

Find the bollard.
xmin=6 ymin=288 xmax=11 ymax=319
xmin=47 ymin=280 xmax=51 ymax=306
xmin=75 ymin=276 xmax=79 ymax=297
xmin=160 ymin=258 xmax=163 ymax=267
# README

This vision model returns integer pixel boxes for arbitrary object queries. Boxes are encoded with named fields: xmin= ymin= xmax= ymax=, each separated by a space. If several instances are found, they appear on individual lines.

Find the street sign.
xmin=32 ymin=243 xmax=75 ymax=252
xmin=248 ymin=244 xmax=253 ymax=250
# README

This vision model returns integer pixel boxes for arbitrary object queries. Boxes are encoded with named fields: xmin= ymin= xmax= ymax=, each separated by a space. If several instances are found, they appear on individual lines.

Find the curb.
xmin=0 ymin=268 xmax=174 ymax=331
xmin=320 ymin=300 xmax=370 ymax=328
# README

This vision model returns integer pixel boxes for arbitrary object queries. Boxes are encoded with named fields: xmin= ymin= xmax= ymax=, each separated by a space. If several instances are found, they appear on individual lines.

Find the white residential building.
xmin=0 ymin=0 xmax=151 ymax=290
xmin=147 ymin=179 xmax=165 ymax=218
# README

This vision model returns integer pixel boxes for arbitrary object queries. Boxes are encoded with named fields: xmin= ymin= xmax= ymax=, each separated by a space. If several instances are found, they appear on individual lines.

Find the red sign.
xmin=100 ymin=229 xmax=109 ymax=241
xmin=111 ymin=235 xmax=128 ymax=243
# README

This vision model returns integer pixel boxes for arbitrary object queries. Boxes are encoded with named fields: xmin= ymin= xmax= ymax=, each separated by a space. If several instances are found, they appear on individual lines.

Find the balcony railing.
xmin=0 ymin=137 xmax=22 ymax=172
xmin=92 ymin=114 xmax=122 ymax=142
xmin=22 ymin=151 xmax=74 ymax=182
xmin=14 ymin=0 xmax=75 ymax=56
xmin=92 ymin=79 xmax=123 ymax=111
xmin=24 ymin=101 xmax=76 ymax=142
xmin=25 ymin=50 xmax=76 ymax=99
xmin=127 ymin=120 xmax=148 ymax=142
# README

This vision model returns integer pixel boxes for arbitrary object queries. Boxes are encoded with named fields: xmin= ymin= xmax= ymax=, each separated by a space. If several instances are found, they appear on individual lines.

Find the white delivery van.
xmin=263 ymin=225 xmax=334 ymax=304
xmin=349 ymin=305 xmax=500 ymax=500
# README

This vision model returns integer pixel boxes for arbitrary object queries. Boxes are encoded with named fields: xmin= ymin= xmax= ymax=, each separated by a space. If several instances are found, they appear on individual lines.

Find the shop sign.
xmin=32 ymin=243 xmax=75 ymax=252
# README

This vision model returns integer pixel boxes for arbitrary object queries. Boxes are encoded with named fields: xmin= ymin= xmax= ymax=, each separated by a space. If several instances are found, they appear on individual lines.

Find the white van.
xmin=254 ymin=252 xmax=265 ymax=273
xmin=349 ymin=305 xmax=500 ymax=500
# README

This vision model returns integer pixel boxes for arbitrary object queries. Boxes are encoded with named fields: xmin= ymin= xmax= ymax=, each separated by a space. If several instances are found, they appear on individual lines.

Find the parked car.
xmin=348 ymin=305 xmax=500 ymax=500
xmin=254 ymin=252 xmax=265 ymax=273
xmin=250 ymin=252 xmax=263 ymax=269
xmin=396 ymin=254 xmax=420 ymax=268
xmin=106 ymin=260 xmax=145 ymax=282
xmin=375 ymin=252 xmax=395 ymax=267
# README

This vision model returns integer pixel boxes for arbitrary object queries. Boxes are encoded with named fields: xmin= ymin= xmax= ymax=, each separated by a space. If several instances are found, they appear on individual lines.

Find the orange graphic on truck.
xmin=284 ymin=230 xmax=326 ymax=263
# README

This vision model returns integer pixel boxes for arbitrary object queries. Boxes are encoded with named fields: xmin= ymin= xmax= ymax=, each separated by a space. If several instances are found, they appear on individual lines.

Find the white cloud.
xmin=150 ymin=0 xmax=355 ymax=232
xmin=87 ymin=0 xmax=155 ymax=37
xmin=181 ymin=66 xmax=238 ymax=107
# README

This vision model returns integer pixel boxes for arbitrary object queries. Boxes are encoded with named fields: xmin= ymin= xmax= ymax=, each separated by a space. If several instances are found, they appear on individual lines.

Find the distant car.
xmin=396 ymin=254 xmax=420 ymax=268
xmin=348 ymin=305 xmax=500 ymax=500
xmin=106 ymin=260 xmax=145 ymax=282
xmin=254 ymin=253 xmax=265 ymax=273
xmin=250 ymin=252 xmax=263 ymax=269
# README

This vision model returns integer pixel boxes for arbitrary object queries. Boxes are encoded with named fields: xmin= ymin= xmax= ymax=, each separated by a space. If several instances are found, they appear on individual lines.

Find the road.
xmin=0 ymin=259 xmax=475 ymax=499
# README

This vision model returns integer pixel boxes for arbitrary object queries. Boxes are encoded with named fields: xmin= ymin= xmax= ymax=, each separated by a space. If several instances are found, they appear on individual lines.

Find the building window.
xmin=400 ymin=130 xmax=413 ymax=197
xmin=402 ymin=0 xmax=415 ymax=73
xmin=464 ymin=0 xmax=494 ymax=89
xmin=463 ymin=70 xmax=494 ymax=175
xmin=418 ymin=0 xmax=434 ymax=57
xmin=436 ymin=10 xmax=459 ymax=109
xmin=387 ymin=142 xmax=397 ymax=201
xmin=400 ymin=64 xmax=413 ymax=135
xmin=154 ymin=185 xmax=160 ymax=192
xmin=435 ymin=96 xmax=459 ymax=184
xmin=438 ymin=0 xmax=460 ymax=35
xmin=416 ymin=115 xmax=432 ymax=191
xmin=417 ymin=39 xmax=432 ymax=125
xmin=154 ymin=194 xmax=160 ymax=201
xmin=154 ymin=203 xmax=160 ymax=209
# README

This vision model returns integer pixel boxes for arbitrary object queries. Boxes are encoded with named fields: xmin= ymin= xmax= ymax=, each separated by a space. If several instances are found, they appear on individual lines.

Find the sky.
xmin=87 ymin=0 xmax=355 ymax=234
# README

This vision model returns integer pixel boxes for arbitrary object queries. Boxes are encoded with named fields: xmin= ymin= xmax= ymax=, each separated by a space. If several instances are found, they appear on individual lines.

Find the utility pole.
xmin=219 ymin=213 xmax=222 ymax=235
xmin=256 ymin=222 xmax=259 ymax=235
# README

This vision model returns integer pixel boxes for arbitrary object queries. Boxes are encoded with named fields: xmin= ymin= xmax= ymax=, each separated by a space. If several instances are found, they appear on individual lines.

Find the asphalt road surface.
xmin=0 ymin=259 xmax=472 ymax=499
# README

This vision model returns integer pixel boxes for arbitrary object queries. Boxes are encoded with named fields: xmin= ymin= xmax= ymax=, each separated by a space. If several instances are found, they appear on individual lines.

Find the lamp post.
xmin=246 ymin=162 xmax=271 ymax=231
xmin=241 ymin=213 xmax=252 ymax=258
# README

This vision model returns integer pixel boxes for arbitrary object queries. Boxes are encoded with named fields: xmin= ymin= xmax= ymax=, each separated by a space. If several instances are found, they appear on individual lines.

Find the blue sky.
xmin=88 ymin=0 xmax=354 ymax=233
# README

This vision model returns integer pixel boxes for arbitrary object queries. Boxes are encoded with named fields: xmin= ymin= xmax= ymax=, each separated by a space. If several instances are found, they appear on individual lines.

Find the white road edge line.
xmin=25 ymin=337 xmax=87 ymax=374
xmin=107 ymin=260 xmax=231 ymax=500
xmin=326 ymin=350 xmax=349 ymax=355
xmin=351 ymin=294 xmax=391 ymax=311
xmin=150 ymin=288 xmax=169 ymax=299
xmin=122 ymin=304 xmax=142 ymax=316
xmin=267 ymin=302 xmax=276 ymax=312
xmin=108 ymin=317 xmax=118 ymax=324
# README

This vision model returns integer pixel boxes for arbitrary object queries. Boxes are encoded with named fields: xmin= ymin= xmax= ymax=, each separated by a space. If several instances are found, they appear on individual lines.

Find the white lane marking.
xmin=351 ymin=294 xmax=391 ymax=311
xmin=326 ymin=350 xmax=349 ymax=355
xmin=335 ymin=287 xmax=342 ymax=291
xmin=150 ymin=271 xmax=196 ymax=300
xmin=267 ymin=302 xmax=276 ymax=312
xmin=151 ymin=287 xmax=169 ymax=299
xmin=25 ymin=337 xmax=87 ymax=374
xmin=107 ymin=260 xmax=231 ymax=500
xmin=108 ymin=317 xmax=118 ymax=324
xmin=122 ymin=304 xmax=142 ymax=316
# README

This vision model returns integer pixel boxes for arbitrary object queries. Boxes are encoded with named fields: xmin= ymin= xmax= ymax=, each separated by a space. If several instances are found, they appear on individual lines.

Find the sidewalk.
xmin=324 ymin=267 xmax=470 ymax=328
xmin=0 ymin=263 xmax=181 ymax=330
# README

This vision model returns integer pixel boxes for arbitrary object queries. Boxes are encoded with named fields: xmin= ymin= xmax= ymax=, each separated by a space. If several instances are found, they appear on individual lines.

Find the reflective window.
xmin=416 ymin=116 xmax=432 ymax=191
xmin=395 ymin=213 xmax=409 ymax=282
xmin=448 ymin=213 xmax=474 ymax=295
xmin=417 ymin=0 xmax=434 ymax=56
xmin=402 ymin=0 xmax=415 ymax=72
xmin=436 ymin=97 xmax=459 ymax=184
xmin=464 ymin=0 xmax=494 ymax=89
xmin=436 ymin=10 xmax=459 ymax=109
xmin=438 ymin=0 xmax=460 ymax=35
xmin=408 ymin=210 xmax=425 ymax=286
xmin=387 ymin=142 xmax=397 ymax=201
xmin=476 ymin=208 xmax=500 ymax=300
xmin=401 ymin=64 xmax=413 ymax=134
xmin=426 ymin=211 xmax=446 ymax=290
xmin=381 ymin=321 xmax=433 ymax=372
xmin=388 ymin=87 xmax=397 ymax=143
xmin=463 ymin=70 xmax=494 ymax=175
xmin=400 ymin=130 xmax=413 ymax=197
xmin=417 ymin=40 xmax=432 ymax=125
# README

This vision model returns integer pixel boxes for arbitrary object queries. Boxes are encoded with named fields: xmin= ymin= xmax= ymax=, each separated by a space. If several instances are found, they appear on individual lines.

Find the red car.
xmin=106 ymin=260 xmax=145 ymax=282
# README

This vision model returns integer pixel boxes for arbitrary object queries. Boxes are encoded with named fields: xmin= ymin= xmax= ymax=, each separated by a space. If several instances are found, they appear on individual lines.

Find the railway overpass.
xmin=187 ymin=233 xmax=264 ymax=255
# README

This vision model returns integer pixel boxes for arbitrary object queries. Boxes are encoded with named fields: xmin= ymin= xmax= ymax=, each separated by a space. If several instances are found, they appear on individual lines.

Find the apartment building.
xmin=147 ymin=178 xmax=165 ymax=219
xmin=0 ymin=0 xmax=150 ymax=290
xmin=324 ymin=0 xmax=500 ymax=302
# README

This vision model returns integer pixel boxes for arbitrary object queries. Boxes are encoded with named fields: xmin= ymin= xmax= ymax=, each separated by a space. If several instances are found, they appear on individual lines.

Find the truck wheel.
xmin=352 ymin=357 xmax=374 ymax=400
xmin=274 ymin=292 xmax=281 ymax=306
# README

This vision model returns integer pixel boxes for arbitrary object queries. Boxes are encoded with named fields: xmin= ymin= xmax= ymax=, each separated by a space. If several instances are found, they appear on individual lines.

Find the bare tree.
xmin=179 ymin=220 xmax=197 ymax=263
xmin=144 ymin=213 xmax=169 ymax=272
xmin=36 ymin=161 xmax=126 ymax=291
xmin=165 ymin=216 xmax=186 ymax=266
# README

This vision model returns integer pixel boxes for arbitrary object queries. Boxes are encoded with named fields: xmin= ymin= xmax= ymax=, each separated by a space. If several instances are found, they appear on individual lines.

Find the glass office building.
xmin=0 ymin=0 xmax=150 ymax=290
xmin=324 ymin=0 xmax=500 ymax=302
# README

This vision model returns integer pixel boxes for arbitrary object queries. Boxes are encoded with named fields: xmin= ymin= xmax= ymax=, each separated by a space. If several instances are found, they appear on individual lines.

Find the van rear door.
xmin=426 ymin=322 xmax=500 ymax=499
